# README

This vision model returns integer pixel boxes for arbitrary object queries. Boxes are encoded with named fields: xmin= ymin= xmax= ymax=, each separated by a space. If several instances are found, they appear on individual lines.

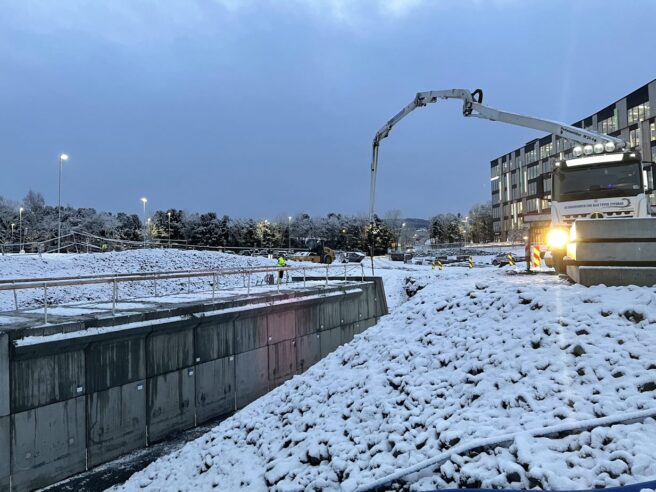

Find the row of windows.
xmin=652 ymin=122 xmax=656 ymax=142
xmin=527 ymin=164 xmax=540 ymax=180
xmin=539 ymin=142 xmax=553 ymax=159
xmin=598 ymin=111 xmax=619 ymax=134
xmin=492 ymin=206 xmax=501 ymax=219
xmin=628 ymin=102 xmax=650 ymax=125
xmin=525 ymin=148 xmax=538 ymax=163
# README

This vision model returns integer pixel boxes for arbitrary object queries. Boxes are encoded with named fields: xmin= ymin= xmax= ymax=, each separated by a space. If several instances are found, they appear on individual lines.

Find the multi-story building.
xmin=490 ymin=79 xmax=656 ymax=241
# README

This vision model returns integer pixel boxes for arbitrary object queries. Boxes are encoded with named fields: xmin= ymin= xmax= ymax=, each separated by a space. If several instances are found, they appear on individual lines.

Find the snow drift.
xmin=113 ymin=265 xmax=656 ymax=491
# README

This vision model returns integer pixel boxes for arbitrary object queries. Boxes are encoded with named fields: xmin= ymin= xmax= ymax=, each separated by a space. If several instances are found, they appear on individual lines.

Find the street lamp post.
xmin=168 ymin=212 xmax=171 ymax=248
xmin=400 ymin=222 xmax=406 ymax=251
xmin=288 ymin=216 xmax=292 ymax=251
xmin=141 ymin=197 xmax=148 ymax=247
xmin=10 ymin=224 xmax=15 ymax=242
xmin=57 ymin=153 xmax=69 ymax=252
xmin=19 ymin=207 xmax=24 ymax=253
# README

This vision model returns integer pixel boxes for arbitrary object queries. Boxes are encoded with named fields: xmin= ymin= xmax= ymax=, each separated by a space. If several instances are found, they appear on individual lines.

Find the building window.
xmin=528 ymin=182 xmax=537 ymax=196
xmin=598 ymin=110 xmax=619 ymax=133
xmin=544 ymin=177 xmax=552 ymax=193
xmin=628 ymin=102 xmax=650 ymax=125
xmin=539 ymin=142 xmax=553 ymax=159
xmin=630 ymin=128 xmax=641 ymax=149
xmin=651 ymin=122 xmax=655 ymax=142
xmin=525 ymin=148 xmax=538 ymax=163
xmin=527 ymin=164 xmax=540 ymax=180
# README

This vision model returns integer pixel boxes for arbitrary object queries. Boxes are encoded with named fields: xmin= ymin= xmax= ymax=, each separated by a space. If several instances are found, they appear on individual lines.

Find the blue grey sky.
xmin=1 ymin=0 xmax=653 ymax=219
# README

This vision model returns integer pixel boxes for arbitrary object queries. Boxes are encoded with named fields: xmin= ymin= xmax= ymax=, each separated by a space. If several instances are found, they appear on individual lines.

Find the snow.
xmin=110 ymin=257 xmax=656 ymax=491
xmin=0 ymin=249 xmax=278 ymax=312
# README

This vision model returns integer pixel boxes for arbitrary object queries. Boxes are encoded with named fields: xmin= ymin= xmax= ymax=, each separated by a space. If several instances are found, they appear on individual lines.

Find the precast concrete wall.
xmin=0 ymin=278 xmax=386 ymax=491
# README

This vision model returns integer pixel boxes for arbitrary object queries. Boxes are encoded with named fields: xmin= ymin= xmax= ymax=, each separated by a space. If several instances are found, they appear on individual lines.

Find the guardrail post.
xmin=154 ymin=274 xmax=158 ymax=296
xmin=325 ymin=265 xmax=329 ymax=287
xmin=212 ymin=273 xmax=216 ymax=302
xmin=344 ymin=265 xmax=347 ymax=281
xmin=361 ymin=264 xmax=365 ymax=281
xmin=43 ymin=283 xmax=48 ymax=325
xmin=247 ymin=273 xmax=251 ymax=295
xmin=112 ymin=278 xmax=117 ymax=315
xmin=303 ymin=268 xmax=306 ymax=287
xmin=187 ymin=276 xmax=191 ymax=294
xmin=13 ymin=282 xmax=18 ymax=311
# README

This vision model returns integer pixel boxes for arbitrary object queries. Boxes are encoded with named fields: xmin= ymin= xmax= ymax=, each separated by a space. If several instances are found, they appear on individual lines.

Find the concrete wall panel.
xmin=11 ymin=350 xmax=85 ymax=413
xmin=235 ymin=347 xmax=268 ymax=409
xmin=268 ymin=340 xmax=295 ymax=388
xmin=195 ymin=357 xmax=235 ymax=424
xmin=87 ymin=380 xmax=146 ymax=467
xmin=341 ymin=323 xmax=357 ymax=345
xmin=234 ymin=316 xmax=267 ymax=353
xmin=147 ymin=368 xmax=195 ymax=443
xmin=295 ymin=306 xmax=319 ymax=337
xmin=147 ymin=326 xmax=194 ymax=376
xmin=267 ymin=310 xmax=295 ymax=344
xmin=358 ymin=285 xmax=372 ymax=320
xmin=11 ymin=397 xmax=86 ymax=492
xmin=86 ymin=336 xmax=145 ymax=393
xmin=296 ymin=333 xmax=321 ymax=374
xmin=319 ymin=301 xmax=341 ymax=331
xmin=320 ymin=327 xmax=342 ymax=358
xmin=0 ymin=416 xmax=8 ymax=492
xmin=0 ymin=334 xmax=8 ymax=417
xmin=357 ymin=317 xmax=377 ymax=334
xmin=195 ymin=319 xmax=234 ymax=363
xmin=340 ymin=297 xmax=360 ymax=325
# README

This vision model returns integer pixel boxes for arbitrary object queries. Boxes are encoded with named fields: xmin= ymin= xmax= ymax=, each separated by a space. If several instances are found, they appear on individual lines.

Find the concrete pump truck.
xmin=369 ymin=89 xmax=652 ymax=274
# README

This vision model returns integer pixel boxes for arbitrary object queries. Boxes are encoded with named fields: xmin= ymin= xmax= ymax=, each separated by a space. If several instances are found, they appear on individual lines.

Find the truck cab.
xmin=545 ymin=151 xmax=649 ymax=272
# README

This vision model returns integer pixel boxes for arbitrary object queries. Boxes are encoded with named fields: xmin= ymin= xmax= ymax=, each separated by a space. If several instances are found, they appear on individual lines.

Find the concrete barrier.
xmin=195 ymin=356 xmax=235 ymax=424
xmin=10 ymin=397 xmax=86 ymax=491
xmin=235 ymin=347 xmax=269 ymax=408
xmin=566 ymin=218 xmax=656 ymax=286
xmin=1 ymin=415 xmax=8 ymax=492
xmin=147 ymin=367 xmax=196 ymax=443
xmin=87 ymin=380 xmax=146 ymax=467
xmin=0 ymin=278 xmax=386 ymax=491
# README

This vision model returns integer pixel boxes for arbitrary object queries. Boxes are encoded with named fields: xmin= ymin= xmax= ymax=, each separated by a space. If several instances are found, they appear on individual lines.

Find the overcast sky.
xmin=1 ymin=0 xmax=654 ymax=219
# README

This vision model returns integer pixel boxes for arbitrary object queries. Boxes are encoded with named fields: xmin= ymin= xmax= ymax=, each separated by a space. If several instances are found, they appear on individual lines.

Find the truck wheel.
xmin=323 ymin=255 xmax=333 ymax=264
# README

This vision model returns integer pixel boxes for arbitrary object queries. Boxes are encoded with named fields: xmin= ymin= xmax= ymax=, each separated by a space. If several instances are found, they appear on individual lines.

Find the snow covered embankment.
xmin=114 ymin=267 xmax=656 ymax=491
xmin=0 ymin=249 xmax=277 ymax=311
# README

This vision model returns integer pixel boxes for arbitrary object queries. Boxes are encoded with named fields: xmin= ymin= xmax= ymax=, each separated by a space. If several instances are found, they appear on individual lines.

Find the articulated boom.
xmin=369 ymin=88 xmax=627 ymax=220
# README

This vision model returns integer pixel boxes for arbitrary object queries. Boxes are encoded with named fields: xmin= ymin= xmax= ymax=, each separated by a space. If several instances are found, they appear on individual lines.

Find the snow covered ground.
xmin=111 ymin=256 xmax=656 ymax=491
xmin=0 ymin=249 xmax=278 ymax=312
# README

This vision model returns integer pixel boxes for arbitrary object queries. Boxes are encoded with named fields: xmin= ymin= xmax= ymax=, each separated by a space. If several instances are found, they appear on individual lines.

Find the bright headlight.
xmin=573 ymin=146 xmax=583 ymax=157
xmin=593 ymin=143 xmax=604 ymax=154
xmin=547 ymin=228 xmax=569 ymax=249
xmin=604 ymin=142 xmax=616 ymax=152
xmin=583 ymin=145 xmax=594 ymax=155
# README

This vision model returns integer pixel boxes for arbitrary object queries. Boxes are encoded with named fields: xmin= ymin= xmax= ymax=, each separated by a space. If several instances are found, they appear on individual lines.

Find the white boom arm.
xmin=369 ymin=88 xmax=627 ymax=220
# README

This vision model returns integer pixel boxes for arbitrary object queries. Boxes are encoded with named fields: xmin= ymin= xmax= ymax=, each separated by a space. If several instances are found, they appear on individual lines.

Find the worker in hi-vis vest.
xmin=277 ymin=255 xmax=286 ymax=285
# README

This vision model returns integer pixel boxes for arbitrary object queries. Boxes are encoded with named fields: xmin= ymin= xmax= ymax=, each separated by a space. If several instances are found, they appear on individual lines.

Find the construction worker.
xmin=277 ymin=254 xmax=286 ymax=285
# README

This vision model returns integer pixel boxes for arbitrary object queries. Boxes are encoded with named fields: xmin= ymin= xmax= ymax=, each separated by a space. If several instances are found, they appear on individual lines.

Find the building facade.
xmin=490 ymin=79 xmax=656 ymax=241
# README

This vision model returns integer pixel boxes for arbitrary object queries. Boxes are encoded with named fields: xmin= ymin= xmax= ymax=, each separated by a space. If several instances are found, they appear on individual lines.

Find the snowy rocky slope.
xmin=0 ymin=249 xmax=277 ymax=311
xmin=113 ymin=264 xmax=656 ymax=491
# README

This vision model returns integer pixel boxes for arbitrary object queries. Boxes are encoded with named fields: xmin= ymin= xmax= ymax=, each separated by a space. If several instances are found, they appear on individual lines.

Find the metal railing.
xmin=0 ymin=262 xmax=366 ymax=324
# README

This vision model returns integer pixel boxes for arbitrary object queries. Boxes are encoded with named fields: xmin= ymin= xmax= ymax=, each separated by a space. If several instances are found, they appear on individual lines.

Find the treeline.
xmin=429 ymin=203 xmax=494 ymax=244
xmin=0 ymin=191 xmax=494 ymax=253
